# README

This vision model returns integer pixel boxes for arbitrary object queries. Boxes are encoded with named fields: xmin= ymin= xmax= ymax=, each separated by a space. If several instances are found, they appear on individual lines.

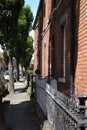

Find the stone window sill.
xmin=58 ymin=77 xmax=66 ymax=83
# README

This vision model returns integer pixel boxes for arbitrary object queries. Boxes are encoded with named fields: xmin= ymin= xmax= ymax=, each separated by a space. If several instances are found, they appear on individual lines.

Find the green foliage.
xmin=27 ymin=69 xmax=33 ymax=74
xmin=19 ymin=36 xmax=33 ymax=70
xmin=15 ymin=5 xmax=33 ymax=70
xmin=18 ymin=5 xmax=33 ymax=29
xmin=24 ymin=80 xmax=27 ymax=87
xmin=0 ymin=0 xmax=25 ymax=92
xmin=27 ymin=86 xmax=32 ymax=96
xmin=0 ymin=0 xmax=24 ymax=54
xmin=0 ymin=0 xmax=33 ymax=72
xmin=3 ymin=50 xmax=9 ymax=65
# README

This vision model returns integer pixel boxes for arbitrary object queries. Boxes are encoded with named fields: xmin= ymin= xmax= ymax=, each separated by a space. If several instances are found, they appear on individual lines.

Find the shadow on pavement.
xmin=2 ymin=96 xmax=47 ymax=130
xmin=2 ymin=85 xmax=48 ymax=130
xmin=14 ymin=88 xmax=26 ymax=93
xmin=3 ymin=99 xmax=41 ymax=130
xmin=0 ymin=100 xmax=11 ymax=130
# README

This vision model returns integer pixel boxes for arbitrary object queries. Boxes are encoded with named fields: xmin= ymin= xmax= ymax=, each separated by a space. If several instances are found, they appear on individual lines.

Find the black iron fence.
xmin=35 ymin=78 xmax=87 ymax=130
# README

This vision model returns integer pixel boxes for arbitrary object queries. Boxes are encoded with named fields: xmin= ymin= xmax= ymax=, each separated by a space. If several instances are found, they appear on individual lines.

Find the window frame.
xmin=58 ymin=14 xmax=66 ymax=83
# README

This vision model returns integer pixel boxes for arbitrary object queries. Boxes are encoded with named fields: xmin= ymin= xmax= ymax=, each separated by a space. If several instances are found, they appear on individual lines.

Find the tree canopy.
xmin=0 ymin=1 xmax=34 ymax=70
xmin=20 ymin=36 xmax=33 ymax=69
xmin=15 ymin=5 xmax=33 ymax=70
xmin=0 ymin=0 xmax=34 ymax=92
xmin=0 ymin=0 xmax=24 ymax=55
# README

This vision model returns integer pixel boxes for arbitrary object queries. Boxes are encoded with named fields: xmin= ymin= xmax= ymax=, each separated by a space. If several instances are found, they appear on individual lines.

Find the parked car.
xmin=3 ymin=70 xmax=16 ymax=82
xmin=3 ymin=70 xmax=9 ymax=82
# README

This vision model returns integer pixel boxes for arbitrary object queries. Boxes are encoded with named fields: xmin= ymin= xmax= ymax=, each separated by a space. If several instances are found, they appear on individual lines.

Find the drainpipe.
xmin=70 ymin=0 xmax=74 ymax=97
xmin=49 ymin=40 xmax=52 ymax=79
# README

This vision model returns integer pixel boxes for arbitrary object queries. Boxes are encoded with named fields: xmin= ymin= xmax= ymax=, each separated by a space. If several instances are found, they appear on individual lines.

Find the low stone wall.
xmin=35 ymin=78 xmax=47 ymax=115
xmin=35 ymin=78 xmax=87 ymax=130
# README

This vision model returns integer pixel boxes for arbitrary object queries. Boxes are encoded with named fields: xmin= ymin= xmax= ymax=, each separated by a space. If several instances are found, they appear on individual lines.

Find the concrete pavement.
xmin=2 ymin=81 xmax=39 ymax=130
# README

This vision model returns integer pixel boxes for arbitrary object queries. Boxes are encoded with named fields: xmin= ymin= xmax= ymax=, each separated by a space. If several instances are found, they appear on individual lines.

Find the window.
xmin=62 ymin=24 xmax=66 ymax=78
xmin=51 ymin=35 xmax=55 ymax=77
xmin=58 ymin=15 xmax=66 ymax=83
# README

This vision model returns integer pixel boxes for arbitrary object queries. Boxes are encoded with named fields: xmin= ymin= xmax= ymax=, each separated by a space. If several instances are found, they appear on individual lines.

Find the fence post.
xmin=77 ymin=94 xmax=87 ymax=130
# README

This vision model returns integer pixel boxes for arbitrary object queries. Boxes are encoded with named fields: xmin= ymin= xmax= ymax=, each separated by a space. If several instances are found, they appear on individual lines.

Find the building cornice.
xmin=33 ymin=0 xmax=43 ymax=29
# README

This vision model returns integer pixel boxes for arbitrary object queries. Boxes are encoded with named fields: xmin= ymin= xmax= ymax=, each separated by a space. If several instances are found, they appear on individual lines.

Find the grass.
xmin=27 ymin=87 xmax=32 ymax=96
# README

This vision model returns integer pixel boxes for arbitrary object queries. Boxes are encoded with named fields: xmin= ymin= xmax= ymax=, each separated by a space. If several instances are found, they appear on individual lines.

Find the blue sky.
xmin=25 ymin=0 xmax=40 ymax=37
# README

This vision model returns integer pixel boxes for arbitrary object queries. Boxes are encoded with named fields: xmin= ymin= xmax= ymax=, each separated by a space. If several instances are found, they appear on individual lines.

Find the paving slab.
xmin=2 ymin=81 xmax=39 ymax=130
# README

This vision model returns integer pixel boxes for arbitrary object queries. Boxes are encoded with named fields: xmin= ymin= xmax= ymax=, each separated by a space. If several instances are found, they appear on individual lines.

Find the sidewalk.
xmin=2 ymin=80 xmax=39 ymax=130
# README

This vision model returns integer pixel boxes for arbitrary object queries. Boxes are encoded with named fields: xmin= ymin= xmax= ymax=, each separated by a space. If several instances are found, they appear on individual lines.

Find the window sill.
xmin=58 ymin=77 xmax=66 ymax=83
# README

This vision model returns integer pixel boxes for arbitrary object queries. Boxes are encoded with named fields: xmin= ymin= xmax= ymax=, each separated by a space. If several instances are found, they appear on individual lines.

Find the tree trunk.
xmin=24 ymin=66 xmax=27 ymax=73
xmin=8 ymin=56 xmax=14 ymax=94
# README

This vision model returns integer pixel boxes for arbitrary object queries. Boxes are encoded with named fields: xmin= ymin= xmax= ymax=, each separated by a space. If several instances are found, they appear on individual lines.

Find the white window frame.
xmin=63 ymin=25 xmax=66 ymax=78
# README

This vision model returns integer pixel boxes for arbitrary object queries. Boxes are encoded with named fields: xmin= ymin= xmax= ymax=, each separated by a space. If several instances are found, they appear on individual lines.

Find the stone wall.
xmin=35 ymin=78 xmax=87 ymax=130
xmin=35 ymin=78 xmax=47 ymax=115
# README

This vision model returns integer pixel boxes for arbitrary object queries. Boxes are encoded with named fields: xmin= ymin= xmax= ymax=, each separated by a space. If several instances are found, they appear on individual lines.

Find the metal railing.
xmin=35 ymin=78 xmax=87 ymax=130
xmin=35 ymin=78 xmax=47 ymax=115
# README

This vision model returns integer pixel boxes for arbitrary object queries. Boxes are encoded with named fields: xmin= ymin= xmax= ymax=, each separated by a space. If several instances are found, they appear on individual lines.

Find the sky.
xmin=25 ymin=0 xmax=40 ymax=38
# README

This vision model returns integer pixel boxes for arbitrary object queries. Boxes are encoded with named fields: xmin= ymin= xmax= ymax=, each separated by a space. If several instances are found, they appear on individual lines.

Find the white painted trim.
xmin=50 ymin=41 xmax=52 ymax=78
xmin=63 ymin=25 xmax=66 ymax=77
xmin=58 ymin=77 xmax=66 ymax=83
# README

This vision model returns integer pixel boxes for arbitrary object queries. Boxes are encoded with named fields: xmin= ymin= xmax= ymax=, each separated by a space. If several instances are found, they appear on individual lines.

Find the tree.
xmin=0 ymin=0 xmax=24 ymax=93
xmin=20 ymin=36 xmax=33 ymax=70
xmin=2 ymin=50 xmax=9 ymax=68
xmin=14 ymin=5 xmax=33 ymax=80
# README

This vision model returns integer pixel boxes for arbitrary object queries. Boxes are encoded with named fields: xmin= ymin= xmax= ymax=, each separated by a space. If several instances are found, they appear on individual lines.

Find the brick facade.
xmin=33 ymin=0 xmax=87 ymax=96
xmin=50 ymin=0 xmax=71 ymax=95
xmin=74 ymin=0 xmax=87 ymax=94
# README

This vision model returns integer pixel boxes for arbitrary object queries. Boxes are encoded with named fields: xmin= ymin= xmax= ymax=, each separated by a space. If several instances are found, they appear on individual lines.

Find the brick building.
xmin=33 ymin=0 xmax=87 ymax=96
xmin=33 ymin=1 xmax=87 ymax=129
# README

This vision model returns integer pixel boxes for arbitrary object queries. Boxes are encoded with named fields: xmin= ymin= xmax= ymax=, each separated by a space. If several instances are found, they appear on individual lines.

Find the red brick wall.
xmin=50 ymin=0 xmax=71 ymax=95
xmin=34 ymin=0 xmax=52 ymax=76
xmin=50 ymin=0 xmax=87 ymax=95
xmin=34 ymin=0 xmax=87 ymax=96
xmin=41 ymin=0 xmax=52 ymax=76
xmin=34 ymin=21 xmax=39 ymax=71
xmin=34 ymin=5 xmax=43 ymax=73
xmin=74 ymin=0 xmax=87 ymax=94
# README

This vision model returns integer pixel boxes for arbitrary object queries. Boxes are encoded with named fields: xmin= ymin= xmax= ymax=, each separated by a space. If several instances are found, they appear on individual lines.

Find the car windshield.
xmin=3 ymin=70 xmax=9 ymax=75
